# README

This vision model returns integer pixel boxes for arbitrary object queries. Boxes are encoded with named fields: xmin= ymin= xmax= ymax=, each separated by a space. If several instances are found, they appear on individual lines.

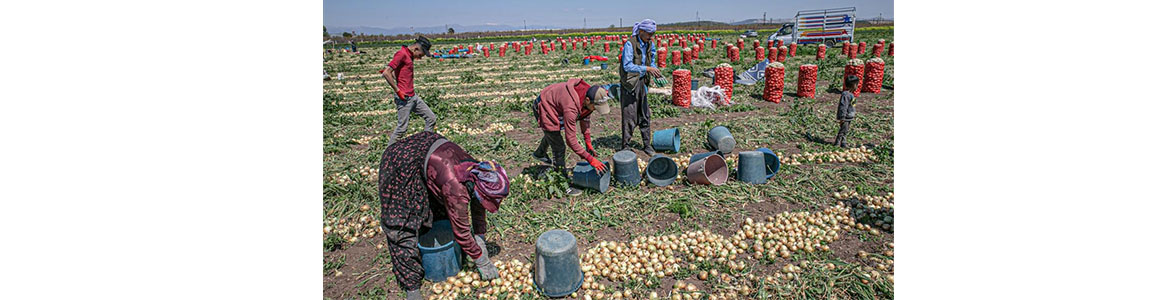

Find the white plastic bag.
xmin=691 ymin=85 xmax=733 ymax=109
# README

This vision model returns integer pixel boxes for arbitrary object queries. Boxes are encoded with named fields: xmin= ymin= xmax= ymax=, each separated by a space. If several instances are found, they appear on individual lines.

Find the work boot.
xmin=567 ymin=187 xmax=584 ymax=197
xmin=642 ymin=145 xmax=656 ymax=156
xmin=532 ymin=151 xmax=552 ymax=165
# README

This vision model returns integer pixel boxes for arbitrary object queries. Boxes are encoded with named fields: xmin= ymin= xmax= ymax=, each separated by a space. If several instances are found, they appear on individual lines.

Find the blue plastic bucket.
xmin=737 ymin=151 xmax=767 ymax=184
xmin=607 ymin=84 xmax=621 ymax=103
xmin=533 ymin=230 xmax=584 ymax=297
xmin=584 ymin=58 xmax=591 ymax=65
xmin=757 ymin=148 xmax=781 ymax=179
xmin=691 ymin=79 xmax=699 ymax=91
xmin=601 ymin=63 xmax=608 ymax=70
xmin=651 ymin=128 xmax=681 ymax=153
xmin=571 ymin=161 xmax=610 ymax=193
xmin=645 ymin=154 xmax=678 ymax=186
xmin=611 ymin=150 xmax=642 ymax=186
xmin=417 ymin=220 xmax=462 ymax=282
xmin=707 ymin=126 xmax=736 ymax=154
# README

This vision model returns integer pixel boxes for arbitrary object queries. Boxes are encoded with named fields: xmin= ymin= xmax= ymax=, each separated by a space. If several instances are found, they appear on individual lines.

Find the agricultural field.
xmin=324 ymin=27 xmax=894 ymax=299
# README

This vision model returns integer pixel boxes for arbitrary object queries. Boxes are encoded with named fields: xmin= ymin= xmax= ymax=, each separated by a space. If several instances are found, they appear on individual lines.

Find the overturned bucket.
xmin=689 ymin=151 xmax=721 ymax=164
xmin=757 ymin=148 xmax=781 ymax=179
xmin=651 ymin=128 xmax=681 ymax=153
xmin=644 ymin=154 xmax=678 ymax=187
xmin=687 ymin=154 xmax=728 ymax=185
xmin=418 ymin=220 xmax=462 ymax=282
xmin=611 ymin=150 xmax=642 ymax=186
xmin=533 ymin=229 xmax=584 ymax=297
xmin=571 ymin=161 xmax=610 ymax=193
xmin=707 ymin=126 xmax=736 ymax=154
xmin=607 ymin=83 xmax=621 ymax=103
xmin=737 ymin=151 xmax=767 ymax=184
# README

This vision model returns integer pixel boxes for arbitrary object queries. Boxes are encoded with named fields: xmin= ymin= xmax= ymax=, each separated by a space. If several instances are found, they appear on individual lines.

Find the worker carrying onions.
xmin=619 ymin=19 xmax=662 ymax=155
xmin=377 ymin=131 xmax=511 ymax=300
xmin=531 ymin=78 xmax=612 ymax=196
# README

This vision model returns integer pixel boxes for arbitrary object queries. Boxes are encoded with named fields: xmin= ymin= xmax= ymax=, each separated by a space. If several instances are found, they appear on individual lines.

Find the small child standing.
xmin=835 ymin=75 xmax=860 ymax=147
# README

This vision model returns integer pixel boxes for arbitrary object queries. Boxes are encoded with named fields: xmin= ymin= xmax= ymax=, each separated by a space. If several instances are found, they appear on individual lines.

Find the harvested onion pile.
xmin=714 ymin=63 xmax=734 ymax=102
xmin=426 ymin=260 xmax=537 ymax=300
xmin=322 ymin=213 xmax=382 ymax=244
xmin=350 ymin=135 xmax=376 ymax=145
xmin=833 ymin=189 xmax=895 ymax=210
xmin=446 ymin=122 xmax=515 ymax=136
xmin=736 ymin=205 xmax=852 ymax=261
xmin=328 ymin=173 xmax=354 ymax=186
xmin=763 ymin=62 xmax=785 ymax=103
xmin=797 ymin=64 xmax=818 ymax=98
xmin=339 ymin=110 xmax=390 ymax=117
xmin=862 ymin=58 xmax=885 ymax=93
xmin=844 ymin=58 xmax=865 ymax=97
xmin=671 ymin=69 xmax=691 ymax=107
xmin=788 ymin=146 xmax=875 ymax=164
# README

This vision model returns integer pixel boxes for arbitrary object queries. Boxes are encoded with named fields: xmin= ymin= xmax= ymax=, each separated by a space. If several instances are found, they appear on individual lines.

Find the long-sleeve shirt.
xmin=424 ymin=141 xmax=488 ymax=259
xmin=536 ymin=78 xmax=595 ymax=162
xmin=386 ymin=46 xmax=415 ymax=97
xmin=621 ymin=38 xmax=656 ymax=75
xmin=836 ymin=91 xmax=856 ymax=121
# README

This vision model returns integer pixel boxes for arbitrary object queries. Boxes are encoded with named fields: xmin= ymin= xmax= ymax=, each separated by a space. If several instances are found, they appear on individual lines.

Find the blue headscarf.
xmin=632 ymin=19 xmax=656 ymax=36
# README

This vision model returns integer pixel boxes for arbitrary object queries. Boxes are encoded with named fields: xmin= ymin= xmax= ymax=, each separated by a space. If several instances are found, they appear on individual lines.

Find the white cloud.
xmin=485 ymin=23 xmax=498 ymax=25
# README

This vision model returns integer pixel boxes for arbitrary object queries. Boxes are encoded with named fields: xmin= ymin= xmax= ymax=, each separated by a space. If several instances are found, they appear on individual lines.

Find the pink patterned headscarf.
xmin=454 ymin=161 xmax=510 ymax=213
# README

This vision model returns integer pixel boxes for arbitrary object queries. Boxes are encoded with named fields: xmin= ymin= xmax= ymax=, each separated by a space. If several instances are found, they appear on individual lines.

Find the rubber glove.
xmin=584 ymin=133 xmax=597 ymax=157
xmin=474 ymin=255 xmax=499 ymax=280
xmin=588 ymin=157 xmax=608 ymax=175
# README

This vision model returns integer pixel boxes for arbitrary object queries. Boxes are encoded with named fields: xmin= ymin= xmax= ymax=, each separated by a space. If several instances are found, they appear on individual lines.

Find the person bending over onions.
xmin=377 ymin=131 xmax=510 ymax=300
xmin=531 ymin=78 xmax=612 ymax=196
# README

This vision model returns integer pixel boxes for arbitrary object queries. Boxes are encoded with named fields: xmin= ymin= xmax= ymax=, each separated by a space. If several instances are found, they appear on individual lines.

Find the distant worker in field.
xmin=532 ymin=78 xmax=612 ymax=196
xmin=377 ymin=131 xmax=510 ymax=300
xmin=350 ymin=40 xmax=359 ymax=54
xmin=382 ymin=36 xmax=435 ymax=145
xmin=619 ymin=19 xmax=662 ymax=155
xmin=835 ymin=75 xmax=861 ymax=148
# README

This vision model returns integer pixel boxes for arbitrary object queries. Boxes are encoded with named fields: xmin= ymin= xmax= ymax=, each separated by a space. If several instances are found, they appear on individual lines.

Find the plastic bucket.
xmin=757 ymin=148 xmax=781 ymax=179
xmin=611 ymin=150 xmax=642 ymax=186
xmin=687 ymin=154 xmax=728 ymax=185
xmin=417 ymin=220 xmax=462 ymax=282
xmin=533 ymin=229 xmax=584 ymax=297
xmin=644 ymin=154 xmax=678 ymax=186
xmin=736 ymin=151 xmax=767 ymax=184
xmin=570 ymin=161 xmax=610 ymax=193
xmin=607 ymin=84 xmax=621 ymax=103
xmin=689 ymin=151 xmax=721 ymax=164
xmin=601 ymin=63 xmax=608 ymax=70
xmin=651 ymin=128 xmax=680 ymax=153
xmin=691 ymin=79 xmax=699 ymax=91
xmin=707 ymin=126 xmax=736 ymax=154
xmin=584 ymin=58 xmax=591 ymax=65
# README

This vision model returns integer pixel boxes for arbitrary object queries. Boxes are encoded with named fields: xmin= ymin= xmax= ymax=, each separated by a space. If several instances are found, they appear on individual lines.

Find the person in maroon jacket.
xmin=532 ymin=78 xmax=612 ymax=196
xmin=377 ymin=131 xmax=510 ymax=300
xmin=382 ymin=36 xmax=434 ymax=145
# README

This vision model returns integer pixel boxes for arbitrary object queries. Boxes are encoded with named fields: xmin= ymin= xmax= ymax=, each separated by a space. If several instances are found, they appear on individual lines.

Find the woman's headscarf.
xmin=454 ymin=161 xmax=510 ymax=213
xmin=632 ymin=19 xmax=657 ymax=36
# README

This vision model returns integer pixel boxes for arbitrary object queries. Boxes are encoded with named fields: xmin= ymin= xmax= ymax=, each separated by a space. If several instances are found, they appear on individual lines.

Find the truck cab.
xmin=767 ymin=24 xmax=796 ymax=45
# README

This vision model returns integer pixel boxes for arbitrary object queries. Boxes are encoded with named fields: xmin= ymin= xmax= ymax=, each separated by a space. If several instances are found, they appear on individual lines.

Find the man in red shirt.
xmin=532 ymin=79 xmax=612 ymax=195
xmin=382 ymin=36 xmax=434 ymax=144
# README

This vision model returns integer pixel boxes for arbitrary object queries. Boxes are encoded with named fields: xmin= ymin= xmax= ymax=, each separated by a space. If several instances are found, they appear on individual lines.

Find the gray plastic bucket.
xmin=611 ymin=150 xmax=642 ymax=186
xmin=417 ymin=220 xmax=462 ymax=282
xmin=757 ymin=147 xmax=781 ymax=179
xmin=570 ymin=161 xmax=610 ymax=193
xmin=736 ymin=151 xmax=767 ymax=184
xmin=686 ymin=154 xmax=728 ymax=185
xmin=707 ymin=126 xmax=736 ymax=154
xmin=533 ymin=230 xmax=584 ymax=297
xmin=651 ymin=128 xmax=680 ymax=153
xmin=644 ymin=154 xmax=678 ymax=186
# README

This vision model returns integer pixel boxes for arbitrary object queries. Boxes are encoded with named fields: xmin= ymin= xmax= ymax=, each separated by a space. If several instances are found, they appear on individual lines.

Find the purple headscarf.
xmin=632 ymin=19 xmax=657 ymax=36
xmin=455 ymin=161 xmax=510 ymax=213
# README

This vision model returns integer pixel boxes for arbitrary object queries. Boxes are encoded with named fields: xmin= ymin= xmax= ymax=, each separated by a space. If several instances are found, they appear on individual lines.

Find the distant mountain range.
xmin=327 ymin=23 xmax=567 ymax=36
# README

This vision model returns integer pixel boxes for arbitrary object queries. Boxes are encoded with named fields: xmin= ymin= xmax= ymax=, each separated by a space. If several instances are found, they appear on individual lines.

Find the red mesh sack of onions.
xmin=844 ymin=59 xmax=865 ymax=97
xmin=858 ymin=42 xmax=866 ymax=55
xmin=862 ymin=57 xmax=885 ymax=94
xmin=816 ymin=44 xmax=827 ymax=60
xmin=753 ymin=40 xmax=760 ymax=49
xmin=730 ymin=46 xmax=740 ymax=62
xmin=657 ymin=47 xmax=667 ymax=68
xmin=755 ymin=46 xmax=765 ymax=61
xmin=763 ymin=62 xmax=785 ymax=103
xmin=797 ymin=64 xmax=818 ymax=98
xmin=715 ymin=63 xmax=734 ymax=103
xmin=604 ymin=42 xmax=610 ymax=52
xmin=768 ymin=47 xmax=779 ymax=61
xmin=672 ymin=69 xmax=692 ymax=107
xmin=776 ymin=46 xmax=788 ymax=62
xmin=788 ymin=43 xmax=797 ymax=57
xmin=888 ymin=42 xmax=893 ymax=56
xmin=671 ymin=50 xmax=681 ymax=65
xmin=737 ymin=39 xmax=744 ymax=50
xmin=682 ymin=48 xmax=692 ymax=64
xmin=842 ymin=42 xmax=850 ymax=55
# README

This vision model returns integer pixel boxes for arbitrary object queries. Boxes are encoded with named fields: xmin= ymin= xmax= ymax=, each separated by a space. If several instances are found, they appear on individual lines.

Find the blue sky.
xmin=324 ymin=0 xmax=893 ymax=29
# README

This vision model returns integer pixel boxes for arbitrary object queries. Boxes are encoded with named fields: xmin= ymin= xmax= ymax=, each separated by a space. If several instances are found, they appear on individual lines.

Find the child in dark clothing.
xmin=835 ymin=75 xmax=860 ymax=147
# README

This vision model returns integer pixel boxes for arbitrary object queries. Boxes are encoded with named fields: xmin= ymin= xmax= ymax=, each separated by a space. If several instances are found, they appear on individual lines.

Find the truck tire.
xmin=823 ymin=39 xmax=837 ymax=48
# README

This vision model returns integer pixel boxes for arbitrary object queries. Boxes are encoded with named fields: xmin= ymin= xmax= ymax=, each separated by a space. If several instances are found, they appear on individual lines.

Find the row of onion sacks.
xmin=672 ymin=69 xmax=692 ymax=107
xmin=797 ymin=64 xmax=818 ymax=98
xmin=844 ymin=58 xmax=865 ymax=97
xmin=763 ymin=62 xmax=785 ymax=103
xmin=715 ymin=63 xmax=734 ymax=102
xmin=861 ymin=57 xmax=885 ymax=93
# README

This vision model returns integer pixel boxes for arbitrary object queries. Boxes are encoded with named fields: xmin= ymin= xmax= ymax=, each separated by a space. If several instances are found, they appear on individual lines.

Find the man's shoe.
xmin=533 ymin=152 xmax=552 ymax=164
xmin=567 ymin=187 xmax=584 ymax=197
xmin=642 ymin=146 xmax=656 ymax=156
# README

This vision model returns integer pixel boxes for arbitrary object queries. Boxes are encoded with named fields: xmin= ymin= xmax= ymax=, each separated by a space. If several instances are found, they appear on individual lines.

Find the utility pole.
xmin=620 ymin=18 xmax=622 ymax=28
xmin=584 ymin=17 xmax=587 ymax=29
xmin=763 ymin=12 xmax=766 ymax=25
xmin=524 ymin=20 xmax=526 ymax=31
